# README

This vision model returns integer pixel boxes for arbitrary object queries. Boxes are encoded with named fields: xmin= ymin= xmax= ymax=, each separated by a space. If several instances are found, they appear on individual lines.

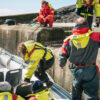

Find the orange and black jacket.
xmin=59 ymin=24 xmax=100 ymax=67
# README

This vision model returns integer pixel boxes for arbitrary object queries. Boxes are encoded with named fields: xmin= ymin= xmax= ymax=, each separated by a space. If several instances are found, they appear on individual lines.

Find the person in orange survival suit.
xmin=36 ymin=0 xmax=54 ymax=27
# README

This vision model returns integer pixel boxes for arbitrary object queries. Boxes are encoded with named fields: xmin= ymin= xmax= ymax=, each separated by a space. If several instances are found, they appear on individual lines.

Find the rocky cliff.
xmin=55 ymin=5 xmax=79 ymax=23
xmin=0 ymin=5 xmax=78 ymax=24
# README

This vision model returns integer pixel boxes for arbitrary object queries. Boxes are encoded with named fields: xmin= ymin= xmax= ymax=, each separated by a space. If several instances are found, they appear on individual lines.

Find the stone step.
xmin=64 ymin=31 xmax=72 ymax=36
xmin=53 ymin=23 xmax=74 ymax=36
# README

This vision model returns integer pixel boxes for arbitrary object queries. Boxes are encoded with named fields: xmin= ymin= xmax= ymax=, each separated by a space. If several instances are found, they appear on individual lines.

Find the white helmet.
xmin=0 ymin=81 xmax=11 ymax=92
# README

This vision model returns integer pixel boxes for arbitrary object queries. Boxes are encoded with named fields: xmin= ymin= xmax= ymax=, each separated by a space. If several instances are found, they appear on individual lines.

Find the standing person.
xmin=35 ymin=0 xmax=54 ymax=27
xmin=18 ymin=40 xmax=54 ymax=87
xmin=95 ymin=0 xmax=100 ymax=27
xmin=76 ymin=0 xmax=100 ymax=29
xmin=59 ymin=17 xmax=100 ymax=100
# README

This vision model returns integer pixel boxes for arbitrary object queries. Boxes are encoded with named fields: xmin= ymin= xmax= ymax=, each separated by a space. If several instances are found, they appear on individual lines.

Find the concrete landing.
xmin=53 ymin=23 xmax=75 ymax=27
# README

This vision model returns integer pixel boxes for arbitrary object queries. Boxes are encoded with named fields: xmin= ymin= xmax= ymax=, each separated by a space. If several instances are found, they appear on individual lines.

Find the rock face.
xmin=0 ymin=13 xmax=38 ymax=25
xmin=0 ymin=5 xmax=78 ymax=24
xmin=0 ymin=24 xmax=100 ymax=99
xmin=55 ymin=5 xmax=79 ymax=23
xmin=0 ymin=25 xmax=65 ymax=54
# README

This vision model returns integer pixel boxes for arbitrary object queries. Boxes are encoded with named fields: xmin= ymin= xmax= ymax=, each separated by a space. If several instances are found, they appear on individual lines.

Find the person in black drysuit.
xmin=59 ymin=17 xmax=100 ymax=100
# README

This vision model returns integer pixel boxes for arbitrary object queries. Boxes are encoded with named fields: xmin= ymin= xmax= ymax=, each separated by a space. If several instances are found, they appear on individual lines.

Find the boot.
xmin=46 ymin=81 xmax=53 ymax=88
xmin=42 ymin=24 xmax=47 ymax=27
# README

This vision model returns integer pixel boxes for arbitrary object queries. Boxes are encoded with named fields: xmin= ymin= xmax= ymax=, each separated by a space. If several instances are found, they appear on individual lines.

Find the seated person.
xmin=26 ymin=81 xmax=54 ymax=100
xmin=0 ymin=81 xmax=25 ymax=100
xmin=33 ymin=0 xmax=54 ymax=27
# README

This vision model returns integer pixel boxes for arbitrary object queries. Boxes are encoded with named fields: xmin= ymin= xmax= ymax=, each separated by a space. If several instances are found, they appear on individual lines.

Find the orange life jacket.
xmin=39 ymin=4 xmax=54 ymax=17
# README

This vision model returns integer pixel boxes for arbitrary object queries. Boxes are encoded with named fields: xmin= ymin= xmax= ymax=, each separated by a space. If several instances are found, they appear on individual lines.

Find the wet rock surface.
xmin=0 ymin=25 xmax=65 ymax=54
xmin=0 ymin=25 xmax=100 ymax=98
xmin=0 ymin=5 xmax=78 ymax=24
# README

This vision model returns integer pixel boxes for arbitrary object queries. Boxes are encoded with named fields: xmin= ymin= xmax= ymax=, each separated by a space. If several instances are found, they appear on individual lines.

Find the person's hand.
xmin=24 ymin=82 xmax=29 ymax=85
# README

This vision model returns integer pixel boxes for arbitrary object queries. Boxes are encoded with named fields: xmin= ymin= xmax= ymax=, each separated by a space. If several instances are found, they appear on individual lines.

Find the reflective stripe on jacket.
xmin=26 ymin=89 xmax=53 ymax=100
xmin=24 ymin=40 xmax=53 ymax=80
xmin=0 ymin=92 xmax=25 ymax=100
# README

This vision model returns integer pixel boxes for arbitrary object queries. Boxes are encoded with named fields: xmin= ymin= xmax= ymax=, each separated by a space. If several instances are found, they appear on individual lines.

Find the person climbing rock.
xmin=0 ymin=82 xmax=25 ymax=100
xmin=27 ymin=81 xmax=53 ymax=100
xmin=34 ymin=0 xmax=54 ymax=27
xmin=59 ymin=17 xmax=100 ymax=100
xmin=18 ymin=40 xmax=54 ymax=88
xmin=76 ymin=0 xmax=100 ymax=29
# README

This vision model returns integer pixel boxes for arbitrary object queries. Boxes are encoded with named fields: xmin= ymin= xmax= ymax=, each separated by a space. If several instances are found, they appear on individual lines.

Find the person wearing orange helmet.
xmin=36 ymin=0 xmax=54 ymax=27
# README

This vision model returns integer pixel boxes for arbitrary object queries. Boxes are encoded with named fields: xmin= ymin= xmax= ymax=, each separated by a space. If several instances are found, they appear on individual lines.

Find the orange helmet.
xmin=41 ymin=0 xmax=48 ymax=5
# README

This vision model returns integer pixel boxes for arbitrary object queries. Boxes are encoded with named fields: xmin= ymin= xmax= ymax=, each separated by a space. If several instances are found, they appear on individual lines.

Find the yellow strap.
xmin=80 ymin=13 xmax=93 ymax=16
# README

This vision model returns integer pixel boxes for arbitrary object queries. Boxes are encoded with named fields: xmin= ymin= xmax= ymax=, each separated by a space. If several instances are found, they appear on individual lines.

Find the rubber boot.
xmin=46 ymin=81 xmax=53 ymax=88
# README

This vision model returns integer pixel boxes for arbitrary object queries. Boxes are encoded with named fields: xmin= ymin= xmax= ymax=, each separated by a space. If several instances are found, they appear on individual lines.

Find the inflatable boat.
xmin=0 ymin=48 xmax=72 ymax=100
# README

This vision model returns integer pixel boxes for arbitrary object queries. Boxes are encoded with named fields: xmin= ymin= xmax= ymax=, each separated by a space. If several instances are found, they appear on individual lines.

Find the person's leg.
xmin=69 ymin=65 xmax=83 ymax=100
xmin=87 ymin=16 xmax=93 ymax=30
xmin=34 ymin=68 xmax=49 ymax=82
xmin=43 ymin=58 xmax=54 ymax=71
xmin=34 ymin=69 xmax=53 ymax=87
xmin=83 ymin=68 xmax=99 ymax=100
xmin=45 ymin=15 xmax=54 ymax=27
xmin=34 ymin=58 xmax=54 ymax=87
xmin=72 ymin=80 xmax=83 ymax=100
